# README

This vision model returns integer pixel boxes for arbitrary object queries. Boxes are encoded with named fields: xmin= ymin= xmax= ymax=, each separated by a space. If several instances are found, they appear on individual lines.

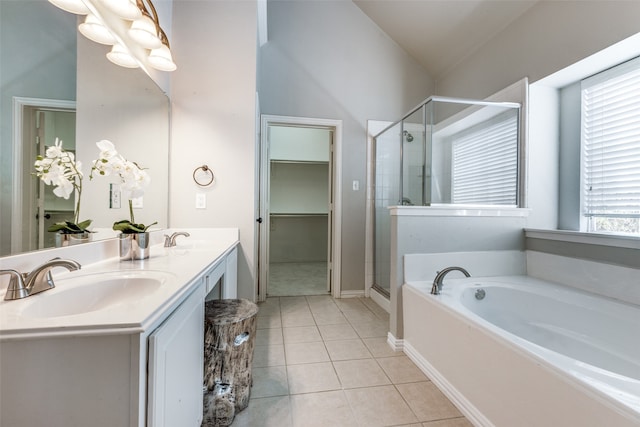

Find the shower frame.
xmin=371 ymin=95 xmax=522 ymax=299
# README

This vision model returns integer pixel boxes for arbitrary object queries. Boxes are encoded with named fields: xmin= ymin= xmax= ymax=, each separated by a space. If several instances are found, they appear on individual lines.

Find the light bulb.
xmin=78 ymin=14 xmax=116 ymax=45
xmin=128 ymin=15 xmax=162 ymax=49
xmin=48 ymin=0 xmax=89 ymax=15
xmin=148 ymin=44 xmax=177 ymax=72
xmin=106 ymin=44 xmax=140 ymax=68
xmin=100 ymin=0 xmax=141 ymax=20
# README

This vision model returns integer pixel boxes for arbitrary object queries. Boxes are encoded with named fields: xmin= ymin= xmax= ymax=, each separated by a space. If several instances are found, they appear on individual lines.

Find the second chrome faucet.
xmin=164 ymin=231 xmax=190 ymax=247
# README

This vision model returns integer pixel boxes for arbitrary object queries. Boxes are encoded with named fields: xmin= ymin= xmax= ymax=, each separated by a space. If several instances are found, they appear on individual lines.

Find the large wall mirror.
xmin=0 ymin=0 xmax=170 ymax=257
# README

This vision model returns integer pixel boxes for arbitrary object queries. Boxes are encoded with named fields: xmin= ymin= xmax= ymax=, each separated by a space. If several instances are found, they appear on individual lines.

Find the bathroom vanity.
xmin=0 ymin=228 xmax=239 ymax=427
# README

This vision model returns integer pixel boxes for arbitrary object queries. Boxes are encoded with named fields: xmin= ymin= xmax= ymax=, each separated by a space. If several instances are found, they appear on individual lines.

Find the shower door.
xmin=372 ymin=123 xmax=402 ymax=297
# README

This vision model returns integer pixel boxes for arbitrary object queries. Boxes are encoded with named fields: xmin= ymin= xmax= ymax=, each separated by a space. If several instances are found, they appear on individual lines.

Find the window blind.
xmin=582 ymin=57 xmax=640 ymax=218
xmin=451 ymin=112 xmax=518 ymax=205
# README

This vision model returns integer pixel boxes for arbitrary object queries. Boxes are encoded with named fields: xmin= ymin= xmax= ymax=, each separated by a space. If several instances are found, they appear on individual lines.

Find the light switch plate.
xmin=109 ymin=184 xmax=121 ymax=209
xmin=352 ymin=180 xmax=360 ymax=191
xmin=196 ymin=193 xmax=206 ymax=209
xmin=131 ymin=196 xmax=143 ymax=208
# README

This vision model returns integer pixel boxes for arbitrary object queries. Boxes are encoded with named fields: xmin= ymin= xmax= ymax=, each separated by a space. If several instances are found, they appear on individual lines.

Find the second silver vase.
xmin=119 ymin=232 xmax=150 ymax=260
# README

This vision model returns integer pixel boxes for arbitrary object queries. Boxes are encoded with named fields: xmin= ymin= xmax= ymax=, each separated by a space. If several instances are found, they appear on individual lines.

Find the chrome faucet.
xmin=1 ymin=258 xmax=81 ymax=300
xmin=164 ymin=231 xmax=191 ymax=247
xmin=430 ymin=266 xmax=470 ymax=295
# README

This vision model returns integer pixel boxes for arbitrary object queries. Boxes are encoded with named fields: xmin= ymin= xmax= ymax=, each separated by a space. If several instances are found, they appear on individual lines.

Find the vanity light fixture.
xmin=101 ymin=0 xmax=141 ymax=21
xmin=148 ymin=43 xmax=176 ymax=72
xmin=47 ymin=0 xmax=176 ymax=72
xmin=148 ymin=27 xmax=176 ymax=71
xmin=106 ymin=43 xmax=140 ymax=68
xmin=128 ymin=10 xmax=163 ymax=49
xmin=78 ymin=13 xmax=117 ymax=45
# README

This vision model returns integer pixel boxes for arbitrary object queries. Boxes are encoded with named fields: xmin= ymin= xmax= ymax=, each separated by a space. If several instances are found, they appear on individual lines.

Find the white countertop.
xmin=0 ymin=228 xmax=239 ymax=341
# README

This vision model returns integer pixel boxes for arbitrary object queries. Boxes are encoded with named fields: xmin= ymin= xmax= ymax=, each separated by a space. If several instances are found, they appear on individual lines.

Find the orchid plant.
xmin=34 ymin=138 xmax=92 ymax=234
xmin=90 ymin=140 xmax=156 ymax=233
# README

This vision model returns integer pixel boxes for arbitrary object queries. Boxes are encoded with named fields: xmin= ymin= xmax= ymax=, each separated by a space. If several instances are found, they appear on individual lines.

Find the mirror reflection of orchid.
xmin=33 ymin=138 xmax=92 ymax=234
xmin=90 ymin=140 xmax=157 ymax=233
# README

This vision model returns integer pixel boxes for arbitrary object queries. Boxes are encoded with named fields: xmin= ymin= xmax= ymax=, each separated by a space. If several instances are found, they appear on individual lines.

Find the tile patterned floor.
xmin=232 ymin=296 xmax=473 ymax=427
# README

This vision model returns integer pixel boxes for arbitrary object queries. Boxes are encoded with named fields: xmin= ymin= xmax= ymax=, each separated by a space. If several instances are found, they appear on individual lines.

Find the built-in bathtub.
xmin=402 ymin=275 xmax=640 ymax=426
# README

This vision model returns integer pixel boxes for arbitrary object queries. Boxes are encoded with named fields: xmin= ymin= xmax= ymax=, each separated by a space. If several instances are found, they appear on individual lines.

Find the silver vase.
xmin=55 ymin=231 xmax=91 ymax=247
xmin=119 ymin=232 xmax=150 ymax=260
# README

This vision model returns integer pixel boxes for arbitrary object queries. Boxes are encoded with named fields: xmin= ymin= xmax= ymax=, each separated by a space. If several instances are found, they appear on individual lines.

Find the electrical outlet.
xmin=196 ymin=193 xmax=206 ymax=209
xmin=109 ymin=184 xmax=121 ymax=209
xmin=131 ymin=196 xmax=143 ymax=208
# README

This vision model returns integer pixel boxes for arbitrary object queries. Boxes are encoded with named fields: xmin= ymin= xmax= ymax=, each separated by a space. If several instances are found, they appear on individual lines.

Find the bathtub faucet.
xmin=430 ymin=266 xmax=470 ymax=295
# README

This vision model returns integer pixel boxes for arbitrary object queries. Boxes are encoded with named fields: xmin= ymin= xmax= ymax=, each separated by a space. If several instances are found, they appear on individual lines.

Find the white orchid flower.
xmin=93 ymin=156 xmax=120 ymax=177
xmin=90 ymin=140 xmax=154 ymax=231
xmin=45 ymin=137 xmax=64 ymax=158
xmin=34 ymin=157 xmax=53 ymax=173
xmin=96 ymin=139 xmax=118 ymax=160
xmin=75 ymin=160 xmax=83 ymax=177
xmin=34 ymin=137 xmax=86 ymax=227
xmin=41 ymin=162 xmax=65 ymax=185
xmin=120 ymin=167 xmax=150 ymax=199
xmin=53 ymin=178 xmax=74 ymax=199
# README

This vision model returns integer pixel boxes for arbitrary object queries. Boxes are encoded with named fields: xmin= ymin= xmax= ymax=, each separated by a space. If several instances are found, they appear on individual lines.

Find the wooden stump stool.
xmin=202 ymin=299 xmax=259 ymax=427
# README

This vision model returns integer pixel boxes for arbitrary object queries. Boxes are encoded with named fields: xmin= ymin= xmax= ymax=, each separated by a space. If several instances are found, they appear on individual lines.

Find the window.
xmin=581 ymin=57 xmax=640 ymax=235
xmin=451 ymin=111 xmax=519 ymax=205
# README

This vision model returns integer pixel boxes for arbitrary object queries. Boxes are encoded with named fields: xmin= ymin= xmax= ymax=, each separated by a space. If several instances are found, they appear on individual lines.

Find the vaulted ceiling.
xmin=353 ymin=0 xmax=538 ymax=79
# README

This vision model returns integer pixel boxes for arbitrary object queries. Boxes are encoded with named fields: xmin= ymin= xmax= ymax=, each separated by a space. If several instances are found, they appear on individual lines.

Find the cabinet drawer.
xmin=206 ymin=261 xmax=226 ymax=295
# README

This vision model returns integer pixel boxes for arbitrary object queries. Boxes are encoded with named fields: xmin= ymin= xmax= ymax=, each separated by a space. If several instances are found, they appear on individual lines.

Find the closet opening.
xmin=258 ymin=115 xmax=342 ymax=301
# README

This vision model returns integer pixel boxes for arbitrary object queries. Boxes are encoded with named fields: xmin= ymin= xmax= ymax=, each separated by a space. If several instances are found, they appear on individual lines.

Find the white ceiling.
xmin=353 ymin=0 xmax=538 ymax=79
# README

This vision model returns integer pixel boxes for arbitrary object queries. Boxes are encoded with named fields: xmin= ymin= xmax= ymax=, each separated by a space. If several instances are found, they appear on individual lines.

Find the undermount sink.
xmin=21 ymin=271 xmax=175 ymax=318
xmin=172 ymin=240 xmax=214 ymax=250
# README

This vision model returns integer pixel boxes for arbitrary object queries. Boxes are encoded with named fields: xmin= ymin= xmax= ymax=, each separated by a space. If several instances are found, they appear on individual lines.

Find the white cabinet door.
xmin=147 ymin=284 xmax=205 ymax=427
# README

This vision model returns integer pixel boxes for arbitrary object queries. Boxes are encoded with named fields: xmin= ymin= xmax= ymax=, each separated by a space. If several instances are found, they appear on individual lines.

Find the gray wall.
xmin=436 ymin=1 xmax=640 ymax=99
xmin=527 ymin=84 xmax=559 ymax=229
xmin=0 ymin=1 xmax=76 ymax=256
xmin=436 ymin=0 xmax=640 ymax=235
xmin=526 ymin=237 xmax=640 ymax=270
xmin=270 ymin=216 xmax=328 ymax=263
xmin=170 ymin=0 xmax=258 ymax=300
xmin=558 ymin=82 xmax=582 ymax=231
xmin=259 ymin=0 xmax=434 ymax=291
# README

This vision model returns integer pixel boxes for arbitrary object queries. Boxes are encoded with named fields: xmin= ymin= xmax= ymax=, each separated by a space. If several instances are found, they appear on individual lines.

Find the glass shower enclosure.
xmin=372 ymin=96 xmax=521 ymax=298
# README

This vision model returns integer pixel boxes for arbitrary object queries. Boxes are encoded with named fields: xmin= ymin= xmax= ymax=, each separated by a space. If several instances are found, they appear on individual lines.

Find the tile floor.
xmin=268 ymin=262 xmax=328 ymax=296
xmin=231 ymin=295 xmax=472 ymax=427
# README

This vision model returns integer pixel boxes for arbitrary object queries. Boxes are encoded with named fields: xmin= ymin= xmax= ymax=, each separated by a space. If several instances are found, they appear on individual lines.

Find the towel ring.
xmin=193 ymin=165 xmax=214 ymax=187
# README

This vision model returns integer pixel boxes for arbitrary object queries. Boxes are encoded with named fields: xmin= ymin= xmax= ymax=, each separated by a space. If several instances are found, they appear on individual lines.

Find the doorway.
xmin=11 ymin=97 xmax=76 ymax=253
xmin=258 ymin=115 xmax=342 ymax=301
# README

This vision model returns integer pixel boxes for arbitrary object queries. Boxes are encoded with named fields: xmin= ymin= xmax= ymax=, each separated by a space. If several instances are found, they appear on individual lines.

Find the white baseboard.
xmin=386 ymin=332 xmax=404 ymax=352
xmin=339 ymin=290 xmax=365 ymax=298
xmin=403 ymin=340 xmax=493 ymax=427
xmin=370 ymin=288 xmax=390 ymax=313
